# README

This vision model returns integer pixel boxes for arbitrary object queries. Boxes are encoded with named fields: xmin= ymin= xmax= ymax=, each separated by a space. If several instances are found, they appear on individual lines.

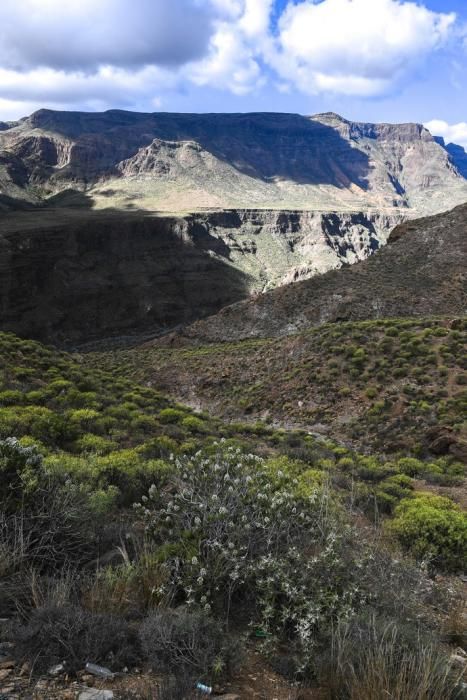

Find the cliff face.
xmin=165 ymin=203 xmax=467 ymax=345
xmin=189 ymin=209 xmax=401 ymax=289
xmin=0 ymin=110 xmax=466 ymax=216
xmin=0 ymin=207 xmax=401 ymax=344
xmin=0 ymin=209 xmax=251 ymax=344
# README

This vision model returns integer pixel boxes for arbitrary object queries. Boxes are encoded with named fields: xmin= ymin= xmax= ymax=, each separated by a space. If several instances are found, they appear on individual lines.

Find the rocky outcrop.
xmin=188 ymin=209 xmax=402 ymax=290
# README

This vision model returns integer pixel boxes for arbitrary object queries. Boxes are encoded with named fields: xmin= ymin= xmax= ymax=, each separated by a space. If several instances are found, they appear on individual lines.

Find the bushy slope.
xmin=104 ymin=318 xmax=467 ymax=462
xmin=1 ymin=332 xmax=465 ymax=696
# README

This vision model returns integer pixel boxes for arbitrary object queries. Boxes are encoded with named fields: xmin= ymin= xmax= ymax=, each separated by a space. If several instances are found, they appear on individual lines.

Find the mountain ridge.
xmin=1 ymin=109 xmax=466 ymax=216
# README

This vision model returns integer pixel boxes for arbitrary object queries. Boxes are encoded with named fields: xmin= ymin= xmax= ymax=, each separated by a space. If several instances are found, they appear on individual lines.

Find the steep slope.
xmin=159 ymin=203 xmax=467 ymax=345
xmin=0 ymin=109 xmax=466 ymax=216
xmin=0 ymin=209 xmax=251 ymax=345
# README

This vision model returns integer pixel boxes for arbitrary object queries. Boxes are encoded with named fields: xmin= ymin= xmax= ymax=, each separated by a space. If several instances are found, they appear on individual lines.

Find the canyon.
xmin=0 ymin=109 xmax=467 ymax=342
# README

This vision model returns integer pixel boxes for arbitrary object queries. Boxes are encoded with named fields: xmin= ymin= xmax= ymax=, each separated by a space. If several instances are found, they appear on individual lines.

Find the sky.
xmin=1 ymin=0 xmax=467 ymax=147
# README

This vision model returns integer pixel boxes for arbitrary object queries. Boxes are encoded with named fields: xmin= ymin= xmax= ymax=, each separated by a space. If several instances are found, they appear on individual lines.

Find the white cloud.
xmin=425 ymin=119 xmax=467 ymax=149
xmin=188 ymin=0 xmax=272 ymax=94
xmin=239 ymin=0 xmax=273 ymax=37
xmin=0 ymin=65 xmax=176 ymax=115
xmin=274 ymin=0 xmax=456 ymax=96
xmin=0 ymin=0 xmax=214 ymax=72
xmin=0 ymin=0 xmax=461 ymax=116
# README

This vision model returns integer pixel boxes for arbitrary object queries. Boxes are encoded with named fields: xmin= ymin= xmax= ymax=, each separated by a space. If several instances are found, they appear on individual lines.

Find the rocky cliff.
xmin=1 ymin=110 xmax=466 ymax=216
xmin=0 ymin=109 xmax=466 ymax=344
xmin=180 ymin=208 xmax=401 ymax=290
xmin=0 ymin=207 xmax=401 ymax=344
xmin=162 ymin=203 xmax=467 ymax=345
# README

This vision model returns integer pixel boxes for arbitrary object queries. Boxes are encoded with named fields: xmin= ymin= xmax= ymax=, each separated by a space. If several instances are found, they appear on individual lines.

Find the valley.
xmin=0 ymin=109 xmax=465 ymax=700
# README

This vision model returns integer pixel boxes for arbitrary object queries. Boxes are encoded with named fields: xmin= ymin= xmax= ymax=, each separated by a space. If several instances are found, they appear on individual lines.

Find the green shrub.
xmin=181 ymin=415 xmax=207 ymax=433
xmin=397 ymin=457 xmax=425 ymax=477
xmin=68 ymin=408 xmax=100 ymax=428
xmin=158 ymin=408 xmax=186 ymax=424
xmin=74 ymin=433 xmax=116 ymax=455
xmin=365 ymin=387 xmax=378 ymax=399
xmin=389 ymin=494 xmax=467 ymax=571
xmin=0 ymin=390 xmax=24 ymax=406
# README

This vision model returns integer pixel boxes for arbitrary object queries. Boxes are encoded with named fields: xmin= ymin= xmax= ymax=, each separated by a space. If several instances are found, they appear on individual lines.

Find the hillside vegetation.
xmin=98 ymin=317 xmax=467 ymax=464
xmin=0 ymin=329 xmax=466 ymax=698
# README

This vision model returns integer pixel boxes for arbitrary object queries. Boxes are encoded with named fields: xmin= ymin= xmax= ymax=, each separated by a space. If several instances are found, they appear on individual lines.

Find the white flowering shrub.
xmin=137 ymin=444 xmax=368 ymax=672
xmin=0 ymin=437 xmax=45 ymax=513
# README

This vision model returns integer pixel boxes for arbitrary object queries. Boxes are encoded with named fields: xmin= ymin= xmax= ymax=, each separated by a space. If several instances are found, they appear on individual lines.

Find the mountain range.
xmin=1 ymin=109 xmax=467 ymax=216
xmin=0 ymin=109 xmax=467 ymax=343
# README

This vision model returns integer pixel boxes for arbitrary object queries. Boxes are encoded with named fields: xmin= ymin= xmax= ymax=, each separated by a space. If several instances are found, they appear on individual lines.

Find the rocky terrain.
xmin=0 ymin=110 xmax=466 ymax=345
xmin=1 ymin=110 xmax=466 ymax=216
xmin=0 ymin=205 xmax=406 ymax=344
xmin=0 ymin=110 xmax=467 ymax=342
xmin=161 ymin=203 xmax=467 ymax=345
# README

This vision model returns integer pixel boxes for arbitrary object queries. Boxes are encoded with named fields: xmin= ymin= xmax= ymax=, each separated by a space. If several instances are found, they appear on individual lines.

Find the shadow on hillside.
xmin=0 ymin=193 xmax=36 ymax=213
xmin=27 ymin=110 xmax=371 ymax=190
xmin=0 ymin=204 xmax=252 ymax=347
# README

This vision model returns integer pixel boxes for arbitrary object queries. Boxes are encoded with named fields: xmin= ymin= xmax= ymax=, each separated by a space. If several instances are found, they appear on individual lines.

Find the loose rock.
xmin=78 ymin=690 xmax=114 ymax=700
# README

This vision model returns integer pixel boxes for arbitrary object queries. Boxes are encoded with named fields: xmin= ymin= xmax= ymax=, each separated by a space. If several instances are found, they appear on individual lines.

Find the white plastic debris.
xmin=84 ymin=662 xmax=115 ymax=679
xmin=196 ymin=682 xmax=213 ymax=694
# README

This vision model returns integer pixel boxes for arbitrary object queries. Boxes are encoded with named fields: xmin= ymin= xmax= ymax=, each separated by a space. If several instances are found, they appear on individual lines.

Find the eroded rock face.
xmin=0 ymin=207 xmax=401 ymax=344
xmin=188 ymin=209 xmax=402 ymax=290
xmin=0 ymin=109 xmax=466 ymax=216
xmin=0 ymin=209 xmax=251 ymax=344
xmin=167 ymin=203 xmax=467 ymax=344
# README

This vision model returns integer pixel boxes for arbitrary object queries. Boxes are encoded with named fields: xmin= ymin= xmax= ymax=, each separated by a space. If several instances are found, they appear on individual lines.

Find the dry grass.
xmin=324 ymin=617 xmax=464 ymax=700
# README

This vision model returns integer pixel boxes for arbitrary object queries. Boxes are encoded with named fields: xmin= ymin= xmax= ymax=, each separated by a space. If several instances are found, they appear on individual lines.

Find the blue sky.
xmin=0 ymin=1 xmax=466 ymax=145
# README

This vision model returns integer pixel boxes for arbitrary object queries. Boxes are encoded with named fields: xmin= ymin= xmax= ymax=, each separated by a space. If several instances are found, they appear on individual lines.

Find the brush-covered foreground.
xmin=0 ymin=331 xmax=466 ymax=699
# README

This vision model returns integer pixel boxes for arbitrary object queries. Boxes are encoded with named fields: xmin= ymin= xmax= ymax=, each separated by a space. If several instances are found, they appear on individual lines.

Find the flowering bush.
xmin=137 ymin=445 xmax=368 ymax=671
xmin=0 ymin=437 xmax=45 ymax=513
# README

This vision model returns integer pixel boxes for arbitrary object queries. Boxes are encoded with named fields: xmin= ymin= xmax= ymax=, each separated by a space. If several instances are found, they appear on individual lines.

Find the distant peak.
xmin=311 ymin=112 xmax=348 ymax=122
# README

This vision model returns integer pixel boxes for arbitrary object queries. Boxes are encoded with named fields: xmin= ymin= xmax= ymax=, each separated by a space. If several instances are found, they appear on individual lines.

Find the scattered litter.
xmin=48 ymin=662 xmax=66 ymax=676
xmin=78 ymin=690 xmax=114 ymax=700
xmin=84 ymin=662 xmax=115 ymax=679
xmin=196 ymin=682 xmax=212 ymax=695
